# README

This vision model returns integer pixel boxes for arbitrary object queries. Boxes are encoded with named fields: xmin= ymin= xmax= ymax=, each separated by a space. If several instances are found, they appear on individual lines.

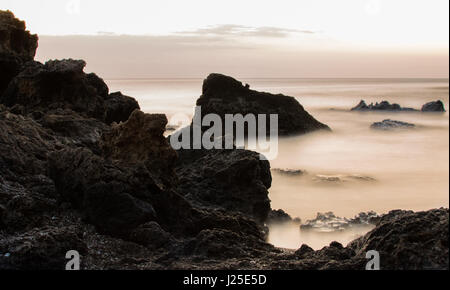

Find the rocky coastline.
xmin=0 ymin=11 xmax=448 ymax=270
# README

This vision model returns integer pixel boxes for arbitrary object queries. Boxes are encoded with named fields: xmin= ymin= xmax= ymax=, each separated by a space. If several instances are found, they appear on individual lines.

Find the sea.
xmin=106 ymin=78 xmax=449 ymax=250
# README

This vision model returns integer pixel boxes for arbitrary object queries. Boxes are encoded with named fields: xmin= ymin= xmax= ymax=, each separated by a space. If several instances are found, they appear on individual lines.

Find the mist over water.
xmin=107 ymin=78 xmax=449 ymax=250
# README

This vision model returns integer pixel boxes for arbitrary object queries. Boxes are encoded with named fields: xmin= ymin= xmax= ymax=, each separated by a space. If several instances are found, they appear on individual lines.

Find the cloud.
xmin=176 ymin=24 xmax=315 ymax=38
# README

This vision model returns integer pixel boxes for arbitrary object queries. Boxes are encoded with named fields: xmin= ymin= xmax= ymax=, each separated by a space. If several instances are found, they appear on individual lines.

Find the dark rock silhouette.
xmin=176 ymin=148 xmax=272 ymax=223
xmin=370 ymin=119 xmax=415 ymax=130
xmin=272 ymin=168 xmax=305 ymax=176
xmin=0 ymin=226 xmax=87 ymax=270
xmin=196 ymin=73 xmax=330 ymax=136
xmin=421 ymin=100 xmax=446 ymax=112
xmin=300 ymin=211 xmax=379 ymax=232
xmin=1 ymin=59 xmax=139 ymax=124
xmin=351 ymin=100 xmax=417 ymax=111
xmin=0 ymin=11 xmax=38 ymax=96
xmin=100 ymin=109 xmax=178 ymax=190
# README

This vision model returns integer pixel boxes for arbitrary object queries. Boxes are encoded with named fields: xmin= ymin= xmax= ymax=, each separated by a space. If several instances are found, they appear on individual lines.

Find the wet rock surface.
xmin=371 ymin=119 xmax=415 ymax=130
xmin=0 ymin=10 xmax=448 ymax=270
xmin=272 ymin=168 xmax=306 ymax=176
xmin=196 ymin=73 xmax=330 ymax=136
xmin=300 ymin=211 xmax=380 ymax=232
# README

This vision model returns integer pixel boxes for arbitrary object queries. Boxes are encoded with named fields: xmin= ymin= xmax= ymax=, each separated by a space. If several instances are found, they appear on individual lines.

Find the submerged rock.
xmin=351 ymin=100 xmax=417 ymax=111
xmin=1 ymin=10 xmax=448 ymax=271
xmin=272 ymin=168 xmax=305 ymax=176
xmin=370 ymin=119 xmax=415 ymax=130
xmin=313 ymin=174 xmax=376 ymax=183
xmin=195 ymin=73 xmax=330 ymax=136
xmin=0 ymin=10 xmax=38 ymax=96
xmin=421 ymin=100 xmax=446 ymax=112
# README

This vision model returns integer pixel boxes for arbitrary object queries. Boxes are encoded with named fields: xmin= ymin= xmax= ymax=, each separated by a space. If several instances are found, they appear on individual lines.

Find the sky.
xmin=1 ymin=0 xmax=449 ymax=78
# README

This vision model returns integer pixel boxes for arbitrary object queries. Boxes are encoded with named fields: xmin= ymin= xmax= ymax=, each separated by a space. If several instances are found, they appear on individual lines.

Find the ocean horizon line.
xmin=104 ymin=77 xmax=450 ymax=81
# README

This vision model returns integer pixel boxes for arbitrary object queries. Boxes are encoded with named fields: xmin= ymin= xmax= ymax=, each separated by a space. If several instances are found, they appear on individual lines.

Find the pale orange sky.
xmin=2 ymin=0 xmax=449 ymax=78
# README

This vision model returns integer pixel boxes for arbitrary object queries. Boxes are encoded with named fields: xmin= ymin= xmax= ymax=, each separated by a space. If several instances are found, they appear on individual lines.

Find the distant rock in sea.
xmin=195 ymin=73 xmax=330 ymax=136
xmin=267 ymin=209 xmax=294 ymax=224
xmin=421 ymin=100 xmax=446 ymax=112
xmin=351 ymin=100 xmax=417 ymax=111
xmin=272 ymin=168 xmax=306 ymax=176
xmin=370 ymin=119 xmax=415 ymax=130
xmin=313 ymin=174 xmax=376 ymax=183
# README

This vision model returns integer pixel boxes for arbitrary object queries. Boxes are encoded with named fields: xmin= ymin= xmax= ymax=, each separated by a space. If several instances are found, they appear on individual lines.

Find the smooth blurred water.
xmin=106 ymin=78 xmax=449 ymax=250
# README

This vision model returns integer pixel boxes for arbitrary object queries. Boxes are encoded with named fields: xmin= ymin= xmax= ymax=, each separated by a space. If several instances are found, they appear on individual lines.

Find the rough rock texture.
xmin=195 ymin=73 xmax=330 ymax=136
xmin=267 ymin=209 xmax=293 ymax=224
xmin=351 ymin=100 xmax=417 ymax=111
xmin=104 ymin=91 xmax=140 ymax=124
xmin=48 ymin=140 xmax=187 ymax=236
xmin=1 ymin=59 xmax=139 ymax=124
xmin=421 ymin=100 xmax=446 ymax=112
xmin=0 ymin=226 xmax=87 ymax=270
xmin=370 ymin=119 xmax=415 ymax=130
xmin=175 ymin=148 xmax=272 ymax=223
xmin=0 ymin=10 xmax=38 ymax=96
xmin=349 ymin=208 xmax=449 ymax=270
xmin=101 ymin=109 xmax=178 ymax=190
xmin=300 ymin=211 xmax=379 ymax=232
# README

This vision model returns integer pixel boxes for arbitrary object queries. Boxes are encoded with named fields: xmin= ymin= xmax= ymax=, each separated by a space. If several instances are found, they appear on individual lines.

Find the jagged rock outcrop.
xmin=0 ymin=10 xmax=38 ymax=96
xmin=349 ymin=208 xmax=449 ymax=270
xmin=421 ymin=100 xmax=446 ymax=112
xmin=195 ymin=73 xmax=330 ymax=136
xmin=48 ymin=110 xmax=192 ymax=236
xmin=370 ymin=119 xmax=415 ymax=130
xmin=300 ymin=211 xmax=379 ymax=232
xmin=101 ymin=109 xmax=178 ymax=190
xmin=267 ymin=209 xmax=294 ymax=223
xmin=351 ymin=100 xmax=417 ymax=111
xmin=175 ymin=148 xmax=272 ymax=223
xmin=0 ymin=59 xmax=139 ymax=124
xmin=272 ymin=168 xmax=305 ymax=176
